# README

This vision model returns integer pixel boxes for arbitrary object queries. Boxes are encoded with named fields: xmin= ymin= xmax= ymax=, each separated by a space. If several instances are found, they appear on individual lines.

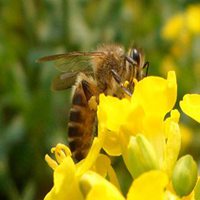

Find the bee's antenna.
xmin=143 ymin=61 xmax=149 ymax=77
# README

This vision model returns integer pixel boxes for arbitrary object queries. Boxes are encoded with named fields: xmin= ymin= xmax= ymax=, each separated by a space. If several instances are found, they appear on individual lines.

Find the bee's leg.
xmin=125 ymin=55 xmax=137 ymax=66
xmin=111 ymin=69 xmax=132 ymax=96
xmin=81 ymin=80 xmax=95 ymax=101
xmin=143 ymin=61 xmax=149 ymax=77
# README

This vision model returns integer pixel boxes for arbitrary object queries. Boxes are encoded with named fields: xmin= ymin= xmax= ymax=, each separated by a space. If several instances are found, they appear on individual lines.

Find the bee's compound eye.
xmin=131 ymin=48 xmax=140 ymax=64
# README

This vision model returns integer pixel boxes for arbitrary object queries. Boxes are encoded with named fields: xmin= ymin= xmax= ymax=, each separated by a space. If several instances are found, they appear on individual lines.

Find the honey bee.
xmin=38 ymin=44 xmax=149 ymax=161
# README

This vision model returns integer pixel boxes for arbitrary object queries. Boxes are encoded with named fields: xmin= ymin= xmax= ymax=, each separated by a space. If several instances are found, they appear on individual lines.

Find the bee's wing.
xmin=51 ymin=71 xmax=95 ymax=91
xmin=51 ymin=72 xmax=79 ymax=91
xmin=37 ymin=52 xmax=105 ymax=72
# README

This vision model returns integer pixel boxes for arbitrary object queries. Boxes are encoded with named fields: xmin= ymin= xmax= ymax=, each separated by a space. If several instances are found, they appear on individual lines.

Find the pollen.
xmin=123 ymin=80 xmax=130 ymax=88
xmin=88 ymin=96 xmax=98 ymax=111
xmin=132 ymin=78 xmax=138 ymax=85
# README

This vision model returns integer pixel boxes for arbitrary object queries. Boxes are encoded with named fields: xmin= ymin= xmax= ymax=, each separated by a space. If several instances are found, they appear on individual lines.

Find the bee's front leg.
xmin=111 ymin=69 xmax=132 ymax=96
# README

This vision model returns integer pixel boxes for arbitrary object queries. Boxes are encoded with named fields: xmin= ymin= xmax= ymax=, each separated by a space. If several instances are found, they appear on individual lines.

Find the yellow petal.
xmin=91 ymin=154 xmax=120 ymax=189
xmin=163 ymin=110 xmax=181 ymax=176
xmin=132 ymin=71 xmax=177 ymax=119
xmin=97 ymin=94 xmax=130 ymax=156
xmin=180 ymin=94 xmax=200 ymax=123
xmin=142 ymin=115 xmax=165 ymax=166
xmin=107 ymin=165 xmax=121 ymax=190
xmin=44 ymin=157 xmax=83 ymax=200
xmin=80 ymin=171 xmax=125 ymax=200
xmin=77 ymin=137 xmax=102 ymax=176
xmin=127 ymin=170 xmax=169 ymax=200
xmin=86 ymin=184 xmax=124 ymax=200
xmin=91 ymin=154 xmax=111 ymax=177
xmin=123 ymin=104 xmax=144 ymax=136
xmin=54 ymin=157 xmax=75 ymax=193
xmin=101 ymin=128 xmax=122 ymax=156
xmin=97 ymin=94 xmax=130 ymax=132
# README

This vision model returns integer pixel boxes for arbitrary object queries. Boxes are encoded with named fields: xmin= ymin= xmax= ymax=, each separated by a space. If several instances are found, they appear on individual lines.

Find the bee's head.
xmin=125 ymin=47 xmax=149 ymax=80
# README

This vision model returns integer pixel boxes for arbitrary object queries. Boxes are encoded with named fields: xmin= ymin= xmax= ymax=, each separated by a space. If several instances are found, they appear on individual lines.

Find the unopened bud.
xmin=124 ymin=134 xmax=158 ymax=178
xmin=172 ymin=155 xmax=198 ymax=197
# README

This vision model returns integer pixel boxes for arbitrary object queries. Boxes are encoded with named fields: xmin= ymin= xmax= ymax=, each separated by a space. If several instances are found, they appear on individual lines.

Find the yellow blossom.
xmin=161 ymin=4 xmax=200 ymax=43
xmin=43 ymin=69 xmax=200 ymax=200
xmin=97 ymin=71 xmax=179 ymax=177
xmin=44 ymin=138 xmax=119 ymax=200
xmin=44 ymin=144 xmax=83 ymax=200
xmin=161 ymin=13 xmax=184 ymax=40
xmin=186 ymin=4 xmax=200 ymax=34
xmin=180 ymin=94 xmax=200 ymax=123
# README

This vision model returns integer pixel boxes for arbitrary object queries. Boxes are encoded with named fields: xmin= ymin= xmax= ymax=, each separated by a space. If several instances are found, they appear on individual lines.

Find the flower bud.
xmin=172 ymin=155 xmax=198 ymax=197
xmin=124 ymin=135 xmax=158 ymax=178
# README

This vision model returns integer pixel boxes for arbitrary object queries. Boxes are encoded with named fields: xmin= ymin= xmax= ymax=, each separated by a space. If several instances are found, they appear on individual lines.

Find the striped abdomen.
xmin=68 ymin=76 xmax=97 ymax=161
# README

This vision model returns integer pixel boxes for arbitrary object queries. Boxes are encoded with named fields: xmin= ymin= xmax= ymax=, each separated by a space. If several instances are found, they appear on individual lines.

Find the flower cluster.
xmin=44 ymin=71 xmax=200 ymax=200
xmin=160 ymin=4 xmax=200 ymax=77
xmin=161 ymin=4 xmax=200 ymax=40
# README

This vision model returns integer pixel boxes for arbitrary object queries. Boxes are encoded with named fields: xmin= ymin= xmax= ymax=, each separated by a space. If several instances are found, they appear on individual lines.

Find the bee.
xmin=38 ymin=44 xmax=149 ymax=161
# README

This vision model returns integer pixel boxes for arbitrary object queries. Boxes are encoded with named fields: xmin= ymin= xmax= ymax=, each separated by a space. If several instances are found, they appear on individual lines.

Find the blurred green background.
xmin=0 ymin=0 xmax=200 ymax=199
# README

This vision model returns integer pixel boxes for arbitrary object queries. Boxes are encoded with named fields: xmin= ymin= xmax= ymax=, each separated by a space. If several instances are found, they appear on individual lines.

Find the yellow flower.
xmin=186 ymin=4 xmax=200 ymax=34
xmin=180 ymin=94 xmax=200 ymax=123
xmin=44 ymin=138 xmax=119 ymax=200
xmin=161 ymin=4 xmax=200 ymax=42
xmin=161 ymin=13 xmax=184 ymax=40
xmin=44 ymin=144 xmax=83 ymax=200
xmin=43 ymin=69 xmax=200 ymax=200
xmin=97 ymin=71 xmax=179 ymax=177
